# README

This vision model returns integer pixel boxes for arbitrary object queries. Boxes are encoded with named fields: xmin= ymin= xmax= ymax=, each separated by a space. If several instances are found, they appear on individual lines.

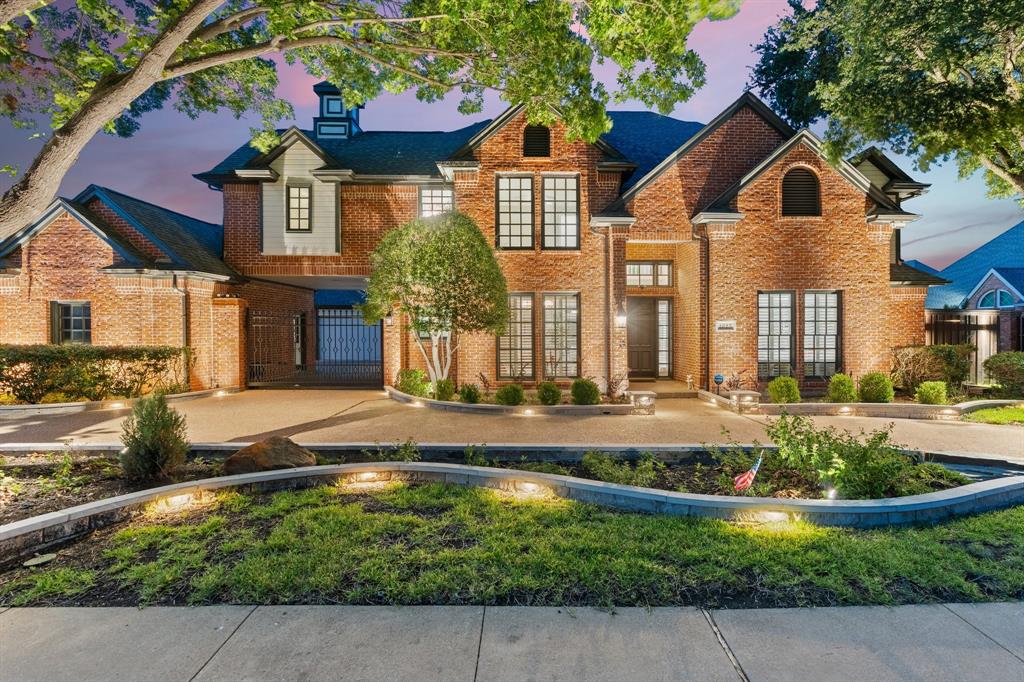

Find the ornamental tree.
xmin=750 ymin=0 xmax=1024 ymax=201
xmin=0 ymin=0 xmax=741 ymax=236
xmin=360 ymin=211 xmax=508 ymax=387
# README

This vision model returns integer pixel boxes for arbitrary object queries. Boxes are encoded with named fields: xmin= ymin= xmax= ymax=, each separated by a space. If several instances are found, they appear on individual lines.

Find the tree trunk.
xmin=0 ymin=0 xmax=222 ymax=237
xmin=0 ymin=0 xmax=49 ymax=26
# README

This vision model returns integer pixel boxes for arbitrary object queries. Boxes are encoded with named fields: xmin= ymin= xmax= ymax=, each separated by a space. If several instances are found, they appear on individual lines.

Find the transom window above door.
xmin=626 ymin=261 xmax=671 ymax=287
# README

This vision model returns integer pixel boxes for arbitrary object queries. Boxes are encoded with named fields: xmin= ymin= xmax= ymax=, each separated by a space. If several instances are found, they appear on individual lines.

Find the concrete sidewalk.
xmin=1 ymin=603 xmax=1021 ymax=681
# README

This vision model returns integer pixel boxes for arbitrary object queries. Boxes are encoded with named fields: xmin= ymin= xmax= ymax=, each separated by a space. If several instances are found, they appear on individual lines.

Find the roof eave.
xmin=234 ymin=168 xmax=279 ymax=181
xmin=589 ymin=215 xmax=636 ymax=227
xmin=102 ymin=267 xmax=233 ymax=283
xmin=692 ymin=211 xmax=744 ymax=225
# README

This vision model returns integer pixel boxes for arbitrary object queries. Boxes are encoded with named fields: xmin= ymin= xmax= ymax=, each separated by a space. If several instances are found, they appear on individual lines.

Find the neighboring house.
xmin=0 ymin=82 xmax=946 ymax=393
xmin=921 ymin=220 xmax=1024 ymax=381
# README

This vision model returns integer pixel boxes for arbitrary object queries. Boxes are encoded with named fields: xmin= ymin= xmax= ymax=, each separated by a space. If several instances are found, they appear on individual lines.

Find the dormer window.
xmin=782 ymin=168 xmax=821 ymax=216
xmin=523 ymin=125 xmax=551 ymax=157
xmin=979 ymin=289 xmax=1016 ymax=308
xmin=287 ymin=185 xmax=312 ymax=231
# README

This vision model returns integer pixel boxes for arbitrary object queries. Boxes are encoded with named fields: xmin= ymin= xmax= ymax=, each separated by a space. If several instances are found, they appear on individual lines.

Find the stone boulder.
xmin=224 ymin=436 xmax=316 ymax=475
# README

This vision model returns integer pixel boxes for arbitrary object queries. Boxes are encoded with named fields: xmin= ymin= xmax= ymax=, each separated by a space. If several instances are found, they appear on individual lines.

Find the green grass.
xmin=964 ymin=406 xmax=1024 ymax=425
xmin=1 ymin=483 xmax=1022 ymax=608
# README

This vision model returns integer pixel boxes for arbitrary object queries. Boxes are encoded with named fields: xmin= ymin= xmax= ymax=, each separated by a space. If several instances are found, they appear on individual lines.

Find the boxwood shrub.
xmin=433 ymin=378 xmax=456 ymax=402
xmin=457 ymin=383 xmax=481 ymax=404
xmin=858 ymin=372 xmax=895 ymax=403
xmin=825 ymin=373 xmax=857 ymax=403
xmin=394 ymin=368 xmax=429 ymax=397
xmin=915 ymin=381 xmax=947 ymax=405
xmin=495 ymin=383 xmax=525 ymax=406
xmin=766 ymin=376 xmax=800 ymax=403
xmin=570 ymin=378 xmax=601 ymax=405
xmin=536 ymin=381 xmax=562 ymax=406
xmin=983 ymin=351 xmax=1024 ymax=396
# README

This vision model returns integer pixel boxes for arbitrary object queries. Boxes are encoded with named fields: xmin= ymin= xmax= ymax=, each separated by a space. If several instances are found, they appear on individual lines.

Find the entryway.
xmin=627 ymin=297 xmax=671 ymax=378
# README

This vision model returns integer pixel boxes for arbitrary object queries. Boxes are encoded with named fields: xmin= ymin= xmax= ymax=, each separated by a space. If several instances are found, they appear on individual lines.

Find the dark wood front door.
xmin=627 ymin=297 xmax=656 ymax=377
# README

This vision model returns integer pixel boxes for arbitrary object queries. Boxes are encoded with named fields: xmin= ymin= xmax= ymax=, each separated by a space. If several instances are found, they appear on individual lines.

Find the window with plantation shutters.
xmin=781 ymin=168 xmax=821 ymax=216
xmin=523 ymin=125 xmax=551 ymax=157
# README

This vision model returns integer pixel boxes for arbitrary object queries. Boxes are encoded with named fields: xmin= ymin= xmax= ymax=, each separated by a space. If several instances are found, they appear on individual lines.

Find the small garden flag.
xmin=733 ymin=454 xmax=763 ymax=492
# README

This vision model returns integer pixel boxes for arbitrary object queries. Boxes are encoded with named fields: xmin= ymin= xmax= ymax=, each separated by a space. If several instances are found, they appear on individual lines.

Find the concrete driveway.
xmin=0 ymin=390 xmax=1020 ymax=462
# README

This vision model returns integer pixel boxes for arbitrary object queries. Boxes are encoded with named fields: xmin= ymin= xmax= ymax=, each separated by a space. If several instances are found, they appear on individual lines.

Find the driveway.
xmin=1 ymin=390 xmax=1021 ymax=461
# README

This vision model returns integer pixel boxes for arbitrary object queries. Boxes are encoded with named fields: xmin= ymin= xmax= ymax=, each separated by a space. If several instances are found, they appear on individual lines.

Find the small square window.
xmin=53 ymin=301 xmax=91 ymax=344
xmin=419 ymin=186 xmax=454 ymax=217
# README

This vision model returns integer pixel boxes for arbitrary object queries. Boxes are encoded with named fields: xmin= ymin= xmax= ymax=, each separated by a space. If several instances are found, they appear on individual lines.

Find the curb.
xmin=0 ymin=387 xmax=241 ymax=420
xmin=385 ymin=386 xmax=634 ymax=415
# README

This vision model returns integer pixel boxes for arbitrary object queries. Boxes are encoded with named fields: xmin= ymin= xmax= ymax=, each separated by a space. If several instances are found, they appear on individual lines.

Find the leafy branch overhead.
xmin=750 ymin=0 xmax=1024 ymax=201
xmin=0 ymin=0 xmax=741 ymax=235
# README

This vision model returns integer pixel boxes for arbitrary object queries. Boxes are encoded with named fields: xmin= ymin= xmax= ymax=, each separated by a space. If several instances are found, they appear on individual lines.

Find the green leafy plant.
xmin=495 ymin=383 xmax=525 ymax=406
xmin=0 ymin=393 xmax=16 ymax=405
xmin=510 ymin=460 xmax=571 ymax=476
xmin=463 ymin=444 xmax=489 ymax=467
xmin=536 ymin=381 xmax=562 ymax=406
xmin=915 ymin=381 xmax=947 ymax=405
xmin=891 ymin=345 xmax=974 ymax=391
xmin=983 ymin=352 xmax=1024 ymax=397
xmin=119 ymin=395 xmax=189 ymax=480
xmin=570 ymin=378 xmax=601 ymax=405
xmin=36 ymin=450 xmax=88 ymax=493
xmin=394 ymin=369 xmax=429 ymax=397
xmin=767 ymin=376 xmax=800 ymax=403
xmin=858 ymin=373 xmax=894 ymax=403
xmin=581 ymin=451 xmax=664 ymax=487
xmin=361 ymin=439 xmax=421 ymax=463
xmin=434 ymin=378 xmax=456 ymax=402
xmin=458 ymin=383 xmax=481 ymax=404
xmin=825 ymin=373 xmax=857 ymax=402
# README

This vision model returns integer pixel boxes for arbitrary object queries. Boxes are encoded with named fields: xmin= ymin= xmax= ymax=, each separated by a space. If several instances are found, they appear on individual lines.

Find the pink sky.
xmin=1 ymin=0 xmax=1020 ymax=269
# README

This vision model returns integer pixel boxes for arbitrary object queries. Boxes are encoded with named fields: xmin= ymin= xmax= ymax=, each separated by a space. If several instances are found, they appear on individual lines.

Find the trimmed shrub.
xmin=766 ymin=376 xmax=800 ymax=403
xmin=0 ymin=393 xmax=16 ymax=405
xmin=394 ymin=368 xmax=429 ymax=397
xmin=0 ymin=345 xmax=186 ymax=404
xmin=983 ymin=351 xmax=1024 ymax=396
xmin=825 ymin=373 xmax=857 ymax=403
xmin=928 ymin=344 xmax=973 ymax=387
xmin=434 ymin=378 xmax=456 ymax=402
xmin=858 ymin=372 xmax=894 ymax=403
xmin=495 ymin=383 xmax=525 ymax=406
xmin=570 ymin=378 xmax=601 ymax=405
xmin=458 ymin=383 xmax=481 ymax=404
xmin=915 ymin=381 xmax=947 ymax=405
xmin=536 ymin=381 xmax=562 ymax=406
xmin=119 ymin=395 xmax=189 ymax=480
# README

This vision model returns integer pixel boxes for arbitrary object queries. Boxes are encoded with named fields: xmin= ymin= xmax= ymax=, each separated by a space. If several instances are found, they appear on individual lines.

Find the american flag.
xmin=734 ymin=454 xmax=764 ymax=492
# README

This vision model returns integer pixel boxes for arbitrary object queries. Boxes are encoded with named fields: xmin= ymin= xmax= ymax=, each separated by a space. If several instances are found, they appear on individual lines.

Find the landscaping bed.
xmin=964 ymin=406 xmax=1024 ymax=425
xmin=1 ymin=481 xmax=1022 ymax=609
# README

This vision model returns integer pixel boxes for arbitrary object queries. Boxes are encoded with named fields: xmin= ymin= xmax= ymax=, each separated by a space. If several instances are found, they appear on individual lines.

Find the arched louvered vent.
xmin=782 ymin=168 xmax=821 ymax=216
xmin=523 ymin=125 xmax=551 ymax=157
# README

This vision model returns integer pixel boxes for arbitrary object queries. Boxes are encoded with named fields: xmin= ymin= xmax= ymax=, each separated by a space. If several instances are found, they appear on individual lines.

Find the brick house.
xmin=0 ymin=82 xmax=945 ymax=393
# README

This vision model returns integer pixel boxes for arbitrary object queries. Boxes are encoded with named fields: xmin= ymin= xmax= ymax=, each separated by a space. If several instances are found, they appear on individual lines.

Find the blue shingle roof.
xmin=926 ymin=219 xmax=1024 ymax=308
xmin=992 ymin=267 xmax=1024 ymax=296
xmin=604 ymin=111 xmax=704 ymax=191
xmin=903 ymin=259 xmax=940 ymax=276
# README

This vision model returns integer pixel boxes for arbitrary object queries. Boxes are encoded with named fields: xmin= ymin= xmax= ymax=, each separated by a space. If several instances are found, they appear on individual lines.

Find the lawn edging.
xmin=385 ymin=386 xmax=635 ymax=415
xmin=0 ymin=387 xmax=242 ymax=420
xmin=697 ymin=390 xmax=1023 ymax=420
xmin=3 ymin=461 xmax=1023 ymax=563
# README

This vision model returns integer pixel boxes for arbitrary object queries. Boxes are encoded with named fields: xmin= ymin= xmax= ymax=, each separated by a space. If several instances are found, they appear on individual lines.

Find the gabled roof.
xmin=903 ymin=259 xmax=941 ymax=276
xmin=602 ymin=112 xmax=704 ymax=192
xmin=849 ymin=146 xmax=929 ymax=192
xmin=890 ymin=262 xmax=949 ymax=287
xmin=74 ymin=185 xmax=236 ymax=280
xmin=926 ymin=219 xmax=1024 ymax=308
xmin=992 ymin=267 xmax=1024 ymax=296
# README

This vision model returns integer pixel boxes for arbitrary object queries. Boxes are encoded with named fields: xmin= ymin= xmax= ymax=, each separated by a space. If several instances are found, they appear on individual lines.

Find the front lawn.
xmin=2 ymin=482 xmax=1022 ymax=608
xmin=964 ymin=406 xmax=1024 ymax=425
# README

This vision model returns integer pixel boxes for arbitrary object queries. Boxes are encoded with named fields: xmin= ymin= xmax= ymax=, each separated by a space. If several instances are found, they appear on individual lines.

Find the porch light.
xmin=384 ymin=312 xmax=394 ymax=326
xmin=614 ymin=302 xmax=628 ymax=327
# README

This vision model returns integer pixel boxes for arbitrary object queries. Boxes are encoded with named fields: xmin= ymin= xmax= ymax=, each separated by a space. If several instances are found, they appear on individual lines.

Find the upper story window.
xmin=980 ymin=289 xmax=1016 ymax=308
xmin=626 ymin=261 xmax=671 ymax=287
xmin=51 ymin=301 xmax=91 ymax=344
xmin=287 ymin=185 xmax=312 ymax=231
xmin=541 ymin=176 xmax=579 ymax=249
xmin=1000 ymin=290 xmax=1017 ymax=307
xmin=523 ymin=125 xmax=551 ymax=157
xmin=419 ymin=186 xmax=454 ymax=217
xmin=496 ymin=175 xmax=533 ymax=249
xmin=781 ymin=168 xmax=821 ymax=216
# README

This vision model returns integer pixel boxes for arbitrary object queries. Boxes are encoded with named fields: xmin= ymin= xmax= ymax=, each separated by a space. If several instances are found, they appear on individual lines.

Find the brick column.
xmin=212 ymin=297 xmax=248 ymax=390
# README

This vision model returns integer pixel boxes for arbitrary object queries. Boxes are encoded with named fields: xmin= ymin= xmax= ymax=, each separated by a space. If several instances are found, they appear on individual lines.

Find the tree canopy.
xmin=0 ymin=0 xmax=741 ymax=234
xmin=361 ymin=211 xmax=508 ymax=384
xmin=750 ymin=0 xmax=1024 ymax=201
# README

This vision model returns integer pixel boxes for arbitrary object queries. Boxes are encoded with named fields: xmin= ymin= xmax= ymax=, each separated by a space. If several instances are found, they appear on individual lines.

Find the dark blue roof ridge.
xmin=81 ymin=184 xmax=220 ymax=229
xmin=925 ymin=218 xmax=1024 ymax=308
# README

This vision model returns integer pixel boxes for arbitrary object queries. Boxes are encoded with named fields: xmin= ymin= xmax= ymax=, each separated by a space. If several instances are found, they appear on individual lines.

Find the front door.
xmin=627 ymin=297 xmax=656 ymax=377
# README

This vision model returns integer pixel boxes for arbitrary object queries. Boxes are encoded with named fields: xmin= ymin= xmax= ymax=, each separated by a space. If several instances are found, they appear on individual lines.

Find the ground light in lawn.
xmin=146 ymin=490 xmax=215 ymax=514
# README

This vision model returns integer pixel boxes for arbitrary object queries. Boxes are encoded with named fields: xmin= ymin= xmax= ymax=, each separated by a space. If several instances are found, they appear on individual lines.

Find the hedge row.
xmin=0 ymin=345 xmax=188 ymax=404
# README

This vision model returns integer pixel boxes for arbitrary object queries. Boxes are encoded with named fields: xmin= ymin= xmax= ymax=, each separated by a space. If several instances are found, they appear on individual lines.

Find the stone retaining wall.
xmin=0 ymin=387 xmax=241 ymax=420
xmin=385 ymin=387 xmax=635 ymax=415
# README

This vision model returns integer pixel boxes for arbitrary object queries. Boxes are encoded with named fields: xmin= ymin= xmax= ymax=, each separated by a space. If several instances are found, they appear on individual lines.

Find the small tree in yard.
xmin=361 ymin=212 xmax=508 ymax=388
xmin=120 ymin=394 xmax=190 ymax=480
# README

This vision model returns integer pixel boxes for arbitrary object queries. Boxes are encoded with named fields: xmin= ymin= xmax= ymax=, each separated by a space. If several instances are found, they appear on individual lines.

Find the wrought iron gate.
xmin=247 ymin=307 xmax=382 ymax=387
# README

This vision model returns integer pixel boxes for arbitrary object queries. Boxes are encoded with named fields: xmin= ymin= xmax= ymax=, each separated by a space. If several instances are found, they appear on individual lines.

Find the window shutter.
xmin=49 ymin=301 xmax=61 ymax=344
xmin=781 ymin=169 xmax=821 ymax=216
xmin=523 ymin=126 xmax=551 ymax=157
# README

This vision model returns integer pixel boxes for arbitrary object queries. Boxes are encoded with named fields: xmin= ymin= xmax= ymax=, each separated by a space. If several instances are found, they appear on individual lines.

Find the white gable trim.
xmin=964 ymin=268 xmax=1024 ymax=305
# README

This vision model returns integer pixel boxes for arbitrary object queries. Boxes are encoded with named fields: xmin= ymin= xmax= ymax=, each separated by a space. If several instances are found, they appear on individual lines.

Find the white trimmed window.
xmin=626 ymin=261 xmax=671 ymax=287
xmin=757 ymin=291 xmax=793 ymax=378
xmin=419 ymin=186 xmax=454 ymax=217
xmin=496 ymin=176 xmax=533 ymax=249
xmin=542 ymin=176 xmax=579 ymax=249
xmin=286 ymin=185 xmax=311 ymax=231
xmin=803 ymin=291 xmax=840 ymax=378
xmin=543 ymin=293 xmax=579 ymax=377
xmin=497 ymin=294 xmax=534 ymax=379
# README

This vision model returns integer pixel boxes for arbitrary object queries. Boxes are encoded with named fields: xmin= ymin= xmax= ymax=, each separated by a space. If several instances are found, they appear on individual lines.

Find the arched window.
xmin=523 ymin=125 xmax=551 ymax=157
xmin=978 ymin=290 xmax=997 ymax=308
xmin=781 ymin=168 xmax=821 ymax=216
xmin=998 ymin=289 xmax=1016 ymax=307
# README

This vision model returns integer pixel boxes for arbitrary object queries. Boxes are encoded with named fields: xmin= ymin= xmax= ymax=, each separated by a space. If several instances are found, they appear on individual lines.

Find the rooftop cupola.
xmin=312 ymin=81 xmax=362 ymax=139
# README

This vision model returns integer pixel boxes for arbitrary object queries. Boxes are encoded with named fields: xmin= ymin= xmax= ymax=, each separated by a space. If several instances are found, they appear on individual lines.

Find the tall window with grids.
xmin=542 ymin=294 xmax=579 ymax=377
xmin=804 ymin=291 xmax=841 ymax=378
xmin=496 ymin=176 xmax=533 ymax=249
xmin=419 ymin=186 xmax=454 ymax=217
xmin=497 ymin=294 xmax=534 ymax=379
xmin=51 ymin=301 xmax=91 ymax=344
xmin=757 ymin=292 xmax=793 ymax=378
xmin=656 ymin=299 xmax=672 ymax=377
xmin=286 ymin=185 xmax=312 ymax=231
xmin=542 ymin=176 xmax=579 ymax=249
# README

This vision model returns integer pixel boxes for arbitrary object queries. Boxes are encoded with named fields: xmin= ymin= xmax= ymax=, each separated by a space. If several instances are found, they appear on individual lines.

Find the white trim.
xmin=964 ymin=268 xmax=1024 ymax=305
xmin=589 ymin=216 xmax=636 ymax=227
xmin=692 ymin=211 xmax=744 ymax=225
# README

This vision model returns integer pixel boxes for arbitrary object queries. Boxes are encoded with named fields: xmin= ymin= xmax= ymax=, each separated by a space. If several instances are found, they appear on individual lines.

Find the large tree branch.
xmin=0 ymin=0 xmax=49 ymax=26
xmin=980 ymin=153 xmax=1024 ymax=195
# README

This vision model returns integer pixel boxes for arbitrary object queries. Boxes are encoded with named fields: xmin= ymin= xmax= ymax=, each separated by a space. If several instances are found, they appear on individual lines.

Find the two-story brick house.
xmin=0 ymin=82 xmax=945 ymax=393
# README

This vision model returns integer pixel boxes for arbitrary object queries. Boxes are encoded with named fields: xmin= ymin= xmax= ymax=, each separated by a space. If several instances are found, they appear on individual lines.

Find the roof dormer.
xmin=312 ymin=81 xmax=362 ymax=140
